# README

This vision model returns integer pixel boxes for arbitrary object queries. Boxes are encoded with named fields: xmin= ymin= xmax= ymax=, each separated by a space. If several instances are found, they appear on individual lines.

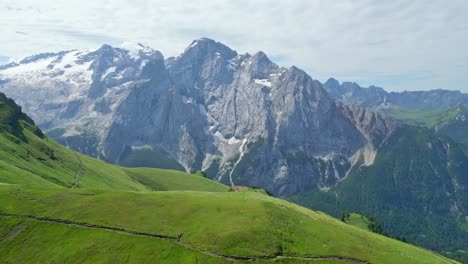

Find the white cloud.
xmin=1 ymin=0 xmax=467 ymax=91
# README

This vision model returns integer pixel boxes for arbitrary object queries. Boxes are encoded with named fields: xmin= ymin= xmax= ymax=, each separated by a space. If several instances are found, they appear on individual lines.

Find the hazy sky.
xmin=1 ymin=0 xmax=468 ymax=91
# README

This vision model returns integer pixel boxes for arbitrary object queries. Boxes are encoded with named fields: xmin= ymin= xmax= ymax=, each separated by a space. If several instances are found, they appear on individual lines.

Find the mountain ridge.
xmin=323 ymin=78 xmax=468 ymax=110
xmin=0 ymin=38 xmax=393 ymax=197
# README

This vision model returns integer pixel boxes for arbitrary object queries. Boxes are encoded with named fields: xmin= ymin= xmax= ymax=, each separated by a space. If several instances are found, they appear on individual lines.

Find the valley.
xmin=0 ymin=92 xmax=458 ymax=263
xmin=1 ymin=39 xmax=467 ymax=263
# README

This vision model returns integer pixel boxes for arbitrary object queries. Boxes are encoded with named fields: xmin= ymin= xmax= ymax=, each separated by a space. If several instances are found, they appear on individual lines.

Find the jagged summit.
xmin=183 ymin=37 xmax=237 ymax=58
xmin=119 ymin=41 xmax=161 ymax=60
xmin=325 ymin=77 xmax=340 ymax=87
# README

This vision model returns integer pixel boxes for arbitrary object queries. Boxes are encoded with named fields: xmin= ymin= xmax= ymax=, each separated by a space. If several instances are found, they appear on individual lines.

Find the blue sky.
xmin=0 ymin=56 xmax=10 ymax=65
xmin=1 ymin=0 xmax=467 ymax=92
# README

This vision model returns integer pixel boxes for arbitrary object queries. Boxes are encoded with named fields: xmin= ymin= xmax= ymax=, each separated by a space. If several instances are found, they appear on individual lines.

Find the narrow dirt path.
xmin=71 ymin=152 xmax=83 ymax=188
xmin=0 ymin=213 xmax=368 ymax=263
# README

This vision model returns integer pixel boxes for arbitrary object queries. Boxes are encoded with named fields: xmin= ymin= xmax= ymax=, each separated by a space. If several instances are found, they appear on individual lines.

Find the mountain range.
xmin=323 ymin=78 xmax=468 ymax=110
xmin=323 ymin=79 xmax=468 ymax=147
xmin=0 ymin=38 xmax=395 ymax=197
xmin=0 ymin=38 xmax=467 ymax=261
xmin=0 ymin=91 xmax=455 ymax=263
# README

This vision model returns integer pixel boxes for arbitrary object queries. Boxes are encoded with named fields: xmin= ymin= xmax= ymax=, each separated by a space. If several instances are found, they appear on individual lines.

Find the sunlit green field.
xmin=0 ymin=93 xmax=458 ymax=263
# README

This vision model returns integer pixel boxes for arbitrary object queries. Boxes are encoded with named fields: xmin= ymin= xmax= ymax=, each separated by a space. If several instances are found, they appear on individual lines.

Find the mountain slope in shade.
xmin=290 ymin=125 xmax=468 ymax=255
xmin=434 ymin=105 xmax=468 ymax=146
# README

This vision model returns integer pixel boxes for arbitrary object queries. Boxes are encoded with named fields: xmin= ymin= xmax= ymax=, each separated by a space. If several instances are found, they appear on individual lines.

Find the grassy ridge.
xmin=0 ymin=125 xmax=227 ymax=192
xmin=0 ymin=185 xmax=457 ymax=264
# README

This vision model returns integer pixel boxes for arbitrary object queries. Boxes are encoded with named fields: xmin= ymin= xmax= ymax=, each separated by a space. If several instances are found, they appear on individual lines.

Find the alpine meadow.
xmin=1 ymin=1 xmax=467 ymax=263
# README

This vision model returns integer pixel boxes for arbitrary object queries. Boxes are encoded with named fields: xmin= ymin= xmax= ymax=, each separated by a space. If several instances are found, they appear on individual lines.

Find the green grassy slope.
xmin=0 ymin=93 xmax=458 ymax=263
xmin=342 ymin=213 xmax=372 ymax=231
xmin=0 ymin=93 xmax=227 ymax=192
xmin=0 ymin=218 xmax=229 ymax=264
xmin=383 ymin=106 xmax=459 ymax=127
xmin=0 ymin=122 xmax=227 ymax=192
xmin=0 ymin=185 xmax=457 ymax=264
xmin=342 ymin=213 xmax=389 ymax=239
xmin=383 ymin=105 xmax=468 ymax=146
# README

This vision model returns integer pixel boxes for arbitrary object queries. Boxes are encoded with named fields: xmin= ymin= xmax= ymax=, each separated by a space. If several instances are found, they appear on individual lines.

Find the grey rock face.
xmin=0 ymin=38 xmax=396 ymax=197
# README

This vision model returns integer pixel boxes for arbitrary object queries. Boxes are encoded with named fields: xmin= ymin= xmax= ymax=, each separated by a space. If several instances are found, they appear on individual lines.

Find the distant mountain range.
xmin=0 ymin=38 xmax=467 ymax=259
xmin=324 ymin=78 xmax=468 ymax=110
xmin=322 ymin=79 xmax=468 ymax=147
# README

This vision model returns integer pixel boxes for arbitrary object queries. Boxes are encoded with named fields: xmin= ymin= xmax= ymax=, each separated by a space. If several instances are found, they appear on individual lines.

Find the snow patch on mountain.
xmin=102 ymin=67 xmax=116 ymax=80
xmin=119 ymin=42 xmax=155 ymax=60
xmin=254 ymin=78 xmax=272 ymax=87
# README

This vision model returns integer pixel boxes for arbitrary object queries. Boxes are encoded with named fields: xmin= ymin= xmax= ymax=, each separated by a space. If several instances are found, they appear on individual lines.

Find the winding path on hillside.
xmin=71 ymin=152 xmax=83 ymax=188
xmin=0 ymin=213 xmax=368 ymax=263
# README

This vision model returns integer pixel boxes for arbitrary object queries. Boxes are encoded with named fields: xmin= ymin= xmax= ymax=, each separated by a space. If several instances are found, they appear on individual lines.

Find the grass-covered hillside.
xmin=290 ymin=125 xmax=468 ymax=260
xmin=383 ymin=106 xmax=461 ymax=128
xmin=341 ymin=213 xmax=377 ymax=232
xmin=0 ymin=93 xmax=458 ymax=263
xmin=0 ymin=93 xmax=226 ymax=192
xmin=383 ymin=105 xmax=468 ymax=146
xmin=0 ymin=186 xmax=458 ymax=264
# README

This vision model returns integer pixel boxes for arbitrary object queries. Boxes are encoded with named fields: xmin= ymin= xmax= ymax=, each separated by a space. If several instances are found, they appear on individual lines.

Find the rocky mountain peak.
xmin=341 ymin=81 xmax=361 ymax=91
xmin=0 ymin=38 xmax=397 ymax=197
xmin=244 ymin=51 xmax=279 ymax=79
xmin=182 ymin=38 xmax=237 ymax=60
xmin=81 ymin=43 xmax=162 ymax=98
xmin=323 ymin=78 xmax=343 ymax=98
xmin=119 ymin=42 xmax=160 ymax=60
xmin=251 ymin=51 xmax=273 ymax=65
xmin=280 ymin=66 xmax=329 ymax=100
xmin=324 ymin=77 xmax=340 ymax=87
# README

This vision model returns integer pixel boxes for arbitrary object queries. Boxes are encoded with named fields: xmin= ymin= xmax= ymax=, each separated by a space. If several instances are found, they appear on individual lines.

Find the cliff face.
xmin=0 ymin=38 xmax=395 ymax=197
